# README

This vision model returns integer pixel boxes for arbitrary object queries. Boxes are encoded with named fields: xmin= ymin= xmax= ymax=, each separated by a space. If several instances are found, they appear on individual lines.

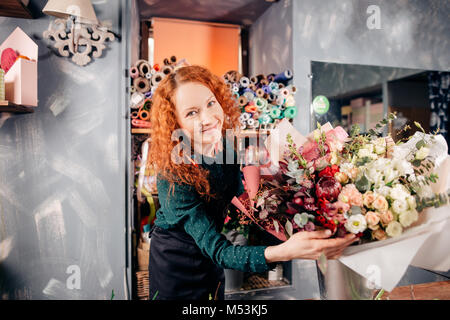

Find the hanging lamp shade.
xmin=43 ymin=0 xmax=99 ymax=25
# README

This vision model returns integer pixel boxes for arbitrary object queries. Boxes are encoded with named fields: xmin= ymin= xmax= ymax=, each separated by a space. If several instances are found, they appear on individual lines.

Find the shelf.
xmin=0 ymin=0 xmax=34 ymax=19
xmin=0 ymin=100 xmax=34 ymax=113
xmin=132 ymin=128 xmax=151 ymax=134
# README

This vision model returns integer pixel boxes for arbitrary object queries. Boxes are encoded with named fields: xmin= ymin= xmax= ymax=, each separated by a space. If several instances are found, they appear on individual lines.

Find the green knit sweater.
xmin=154 ymin=140 xmax=275 ymax=273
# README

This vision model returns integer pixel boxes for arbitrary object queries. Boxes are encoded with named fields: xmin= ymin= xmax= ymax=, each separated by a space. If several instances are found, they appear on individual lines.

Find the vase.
xmin=224 ymin=230 xmax=247 ymax=292
xmin=316 ymin=259 xmax=375 ymax=300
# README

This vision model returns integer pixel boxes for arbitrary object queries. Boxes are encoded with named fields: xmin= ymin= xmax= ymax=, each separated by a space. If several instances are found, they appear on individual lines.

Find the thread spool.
xmin=133 ymin=77 xmax=151 ymax=93
xmin=130 ymin=67 xmax=139 ymax=79
xmin=151 ymin=72 xmax=164 ymax=87
xmin=162 ymin=65 xmax=173 ymax=76
xmin=238 ymin=96 xmax=248 ymax=107
xmin=269 ymin=106 xmax=281 ymax=119
xmin=139 ymin=61 xmax=151 ymax=77
xmin=280 ymin=88 xmax=290 ymax=98
xmin=139 ymin=109 xmax=150 ymax=121
xmin=131 ymin=111 xmax=139 ymax=119
xmin=240 ymin=77 xmax=250 ymax=88
xmin=256 ymin=88 xmax=265 ymax=98
xmin=284 ymin=107 xmax=297 ymax=119
xmin=273 ymin=69 xmax=293 ymax=83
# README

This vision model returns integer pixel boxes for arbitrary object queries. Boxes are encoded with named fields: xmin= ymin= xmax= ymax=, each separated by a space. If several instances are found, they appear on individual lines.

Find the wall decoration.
xmin=42 ymin=0 xmax=115 ymax=66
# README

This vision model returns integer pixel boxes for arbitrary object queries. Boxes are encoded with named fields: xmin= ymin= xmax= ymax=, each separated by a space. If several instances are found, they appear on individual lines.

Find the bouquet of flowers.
xmin=232 ymin=114 xmax=450 ymax=243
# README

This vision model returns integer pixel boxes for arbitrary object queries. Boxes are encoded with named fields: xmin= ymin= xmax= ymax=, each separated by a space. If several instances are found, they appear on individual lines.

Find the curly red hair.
xmin=148 ymin=65 xmax=241 ymax=200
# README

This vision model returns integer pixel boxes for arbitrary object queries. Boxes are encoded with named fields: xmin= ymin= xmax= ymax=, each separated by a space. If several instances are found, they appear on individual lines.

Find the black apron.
xmin=148 ymin=224 xmax=225 ymax=300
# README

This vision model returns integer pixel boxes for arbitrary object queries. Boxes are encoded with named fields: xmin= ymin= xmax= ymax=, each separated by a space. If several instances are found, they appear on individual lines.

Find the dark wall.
xmin=0 ymin=0 xmax=132 ymax=299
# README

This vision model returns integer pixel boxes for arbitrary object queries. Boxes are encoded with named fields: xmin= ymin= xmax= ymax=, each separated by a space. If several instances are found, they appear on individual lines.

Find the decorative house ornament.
xmin=42 ymin=0 xmax=115 ymax=66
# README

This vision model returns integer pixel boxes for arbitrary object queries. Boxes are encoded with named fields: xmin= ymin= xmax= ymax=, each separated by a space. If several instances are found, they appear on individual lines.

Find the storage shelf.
xmin=0 ymin=101 xmax=34 ymax=113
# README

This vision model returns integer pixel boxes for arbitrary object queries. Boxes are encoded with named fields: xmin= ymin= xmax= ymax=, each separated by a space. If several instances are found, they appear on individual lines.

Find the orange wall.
xmin=152 ymin=17 xmax=240 ymax=77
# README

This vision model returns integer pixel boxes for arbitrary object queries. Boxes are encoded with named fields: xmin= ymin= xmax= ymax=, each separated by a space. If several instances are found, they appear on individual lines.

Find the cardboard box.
xmin=0 ymin=27 xmax=38 ymax=106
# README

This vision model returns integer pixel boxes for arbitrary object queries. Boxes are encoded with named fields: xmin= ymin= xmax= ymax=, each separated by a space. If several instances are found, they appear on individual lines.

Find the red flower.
xmin=316 ymin=177 xmax=342 ymax=202
xmin=316 ymin=215 xmax=326 ymax=225
xmin=318 ymin=165 xmax=340 ymax=178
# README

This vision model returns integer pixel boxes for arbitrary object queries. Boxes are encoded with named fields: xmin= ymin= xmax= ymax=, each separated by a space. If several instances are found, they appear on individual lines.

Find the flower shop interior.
xmin=0 ymin=0 xmax=449 ymax=300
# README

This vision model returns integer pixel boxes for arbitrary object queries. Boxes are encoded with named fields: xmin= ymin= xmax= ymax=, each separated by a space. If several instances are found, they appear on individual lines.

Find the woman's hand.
xmin=264 ymin=230 xmax=358 ymax=263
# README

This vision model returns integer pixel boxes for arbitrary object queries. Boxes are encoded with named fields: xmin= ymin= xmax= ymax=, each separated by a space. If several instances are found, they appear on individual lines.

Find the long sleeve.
xmin=156 ymin=177 xmax=273 ymax=273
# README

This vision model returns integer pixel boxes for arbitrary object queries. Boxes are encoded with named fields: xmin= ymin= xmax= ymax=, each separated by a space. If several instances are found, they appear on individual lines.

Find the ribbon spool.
xmin=133 ymin=77 xmax=150 ymax=93
xmin=269 ymin=106 xmax=281 ymax=119
xmin=267 ymin=73 xmax=276 ymax=82
xmin=243 ymin=91 xmax=255 ymax=101
xmin=151 ymin=72 xmax=164 ymax=87
xmin=256 ymin=88 xmax=265 ymax=98
xmin=254 ymin=97 xmax=267 ymax=110
xmin=232 ymin=84 xmax=240 ymax=93
xmin=247 ymin=118 xmax=255 ymax=127
xmin=276 ymin=95 xmax=285 ymax=106
xmin=130 ymin=67 xmax=139 ymax=79
xmin=262 ymin=105 xmax=271 ymax=114
xmin=285 ymin=95 xmax=295 ymax=107
xmin=130 ymin=92 xmax=145 ymax=108
xmin=161 ymin=65 xmax=173 ymax=76
xmin=245 ymin=104 xmax=258 ymax=113
xmin=238 ymin=96 xmax=248 ymax=107
xmin=260 ymin=79 xmax=269 ymax=86
xmin=163 ymin=58 xmax=170 ymax=65
xmin=240 ymin=77 xmax=250 ymax=88
xmin=241 ymin=112 xmax=251 ymax=121
xmin=130 ymin=86 xmax=136 ymax=93
xmin=139 ymin=109 xmax=150 ymax=121
xmin=262 ymin=85 xmax=271 ymax=94
xmin=139 ymin=61 xmax=151 ymax=77
xmin=145 ymin=73 xmax=152 ymax=80
xmin=249 ymin=83 xmax=258 ymax=92
xmin=280 ymin=88 xmax=290 ymax=98
xmin=267 ymin=93 xmax=276 ymax=103
xmin=284 ymin=107 xmax=297 ymax=119
xmin=131 ymin=111 xmax=139 ymax=119
xmin=259 ymin=113 xmax=272 ymax=124
xmin=273 ymin=69 xmax=293 ymax=83
xmin=170 ymin=56 xmax=177 ymax=64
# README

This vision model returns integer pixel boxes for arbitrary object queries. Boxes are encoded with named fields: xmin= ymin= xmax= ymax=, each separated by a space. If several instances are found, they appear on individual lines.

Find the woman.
xmin=147 ymin=65 xmax=357 ymax=300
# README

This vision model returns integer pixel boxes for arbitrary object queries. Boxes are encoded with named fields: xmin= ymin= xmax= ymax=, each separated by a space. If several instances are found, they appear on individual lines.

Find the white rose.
xmin=390 ymin=184 xmax=410 ymax=200
xmin=386 ymin=221 xmax=403 ymax=238
xmin=375 ymin=186 xmax=392 ymax=198
xmin=406 ymin=196 xmax=417 ymax=210
xmin=358 ymin=148 xmax=371 ymax=158
xmin=399 ymin=209 xmax=419 ymax=228
xmin=415 ymin=147 xmax=430 ymax=160
xmin=392 ymin=199 xmax=408 ymax=214
xmin=345 ymin=214 xmax=367 ymax=234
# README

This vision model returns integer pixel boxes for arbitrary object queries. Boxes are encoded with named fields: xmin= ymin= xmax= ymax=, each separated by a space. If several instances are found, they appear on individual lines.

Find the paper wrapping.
xmin=339 ymin=154 xmax=450 ymax=292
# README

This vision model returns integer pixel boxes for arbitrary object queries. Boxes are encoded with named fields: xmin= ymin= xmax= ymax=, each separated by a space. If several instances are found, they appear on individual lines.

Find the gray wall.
xmin=249 ymin=0 xmax=450 ymax=299
xmin=0 ymin=0 xmax=132 ymax=299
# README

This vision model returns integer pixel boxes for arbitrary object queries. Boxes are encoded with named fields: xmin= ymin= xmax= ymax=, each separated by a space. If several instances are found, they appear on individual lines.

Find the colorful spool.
xmin=131 ymin=111 xmax=139 ymax=119
xmin=259 ymin=113 xmax=272 ymax=124
xmin=245 ymin=104 xmax=258 ymax=113
xmin=130 ymin=67 xmax=139 ymax=79
xmin=133 ymin=77 xmax=151 ymax=93
xmin=273 ymin=69 xmax=293 ymax=83
xmin=139 ymin=109 xmax=150 ymax=121
xmin=139 ymin=62 xmax=151 ymax=77
xmin=238 ymin=96 xmax=248 ymax=107
xmin=254 ymin=97 xmax=267 ymax=110
xmin=255 ymin=88 xmax=265 ymax=98
xmin=269 ymin=106 xmax=281 ymax=119
xmin=284 ymin=107 xmax=297 ymax=119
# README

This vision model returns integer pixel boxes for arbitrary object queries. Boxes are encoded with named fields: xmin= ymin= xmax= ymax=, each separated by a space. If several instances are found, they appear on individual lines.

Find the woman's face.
xmin=174 ymin=82 xmax=224 ymax=151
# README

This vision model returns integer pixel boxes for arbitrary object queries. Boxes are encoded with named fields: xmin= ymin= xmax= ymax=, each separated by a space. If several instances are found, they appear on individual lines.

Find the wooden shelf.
xmin=0 ymin=0 xmax=34 ymax=19
xmin=0 ymin=101 xmax=34 ymax=113
xmin=132 ymin=128 xmax=151 ymax=134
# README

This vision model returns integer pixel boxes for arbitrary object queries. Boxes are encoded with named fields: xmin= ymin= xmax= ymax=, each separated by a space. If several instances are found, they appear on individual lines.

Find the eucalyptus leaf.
xmin=285 ymin=220 xmax=293 ymax=238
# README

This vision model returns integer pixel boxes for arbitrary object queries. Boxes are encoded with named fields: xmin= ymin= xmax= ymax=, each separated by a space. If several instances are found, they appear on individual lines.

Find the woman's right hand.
xmin=264 ymin=229 xmax=359 ymax=263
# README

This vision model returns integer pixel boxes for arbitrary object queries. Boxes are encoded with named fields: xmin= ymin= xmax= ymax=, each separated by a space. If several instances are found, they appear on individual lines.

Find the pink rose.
xmin=380 ymin=210 xmax=394 ymax=225
xmin=365 ymin=211 xmax=380 ymax=230
xmin=363 ymin=191 xmax=376 ymax=208
xmin=338 ymin=184 xmax=363 ymax=207
xmin=372 ymin=228 xmax=387 ymax=241
xmin=301 ymin=141 xmax=321 ymax=162
xmin=373 ymin=195 xmax=389 ymax=212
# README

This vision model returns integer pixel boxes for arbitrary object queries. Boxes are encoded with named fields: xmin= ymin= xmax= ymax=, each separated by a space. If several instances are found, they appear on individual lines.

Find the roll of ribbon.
xmin=132 ymin=119 xmax=151 ymax=128
xmin=241 ymin=112 xmax=251 ymax=121
xmin=238 ymin=96 xmax=248 ymax=107
xmin=240 ymin=77 xmax=250 ymax=88
xmin=256 ymin=88 xmax=265 ymax=98
xmin=131 ymin=111 xmax=139 ymax=119
xmin=269 ymin=82 xmax=279 ymax=93
xmin=259 ymin=113 xmax=272 ymax=124
xmin=273 ymin=69 xmax=293 ymax=83
xmin=285 ymin=95 xmax=295 ymax=107
xmin=284 ymin=107 xmax=297 ymax=119
xmin=260 ymin=79 xmax=269 ymax=86
xmin=247 ymin=118 xmax=255 ymax=127
xmin=145 ymin=73 xmax=152 ymax=80
xmin=130 ymin=67 xmax=139 ymax=79
xmin=262 ymin=85 xmax=271 ymax=94
xmin=133 ymin=77 xmax=151 ymax=93
xmin=254 ymin=97 xmax=267 ymax=110
xmin=139 ymin=61 xmax=151 ymax=77
xmin=269 ymin=106 xmax=281 ymax=119
xmin=163 ymin=58 xmax=170 ymax=65
xmin=142 ymin=99 xmax=152 ymax=110
xmin=232 ymin=84 xmax=240 ymax=93
xmin=245 ymin=105 xmax=258 ymax=113
xmin=243 ymin=91 xmax=254 ymax=101
xmin=268 ymin=93 xmax=277 ymax=103
xmin=130 ymin=86 xmax=136 ymax=93
xmin=280 ymin=88 xmax=290 ymax=98
xmin=130 ymin=92 xmax=145 ymax=108
xmin=151 ymin=72 xmax=164 ymax=87
xmin=139 ymin=109 xmax=150 ymax=121
xmin=276 ymin=95 xmax=285 ymax=106
xmin=170 ymin=56 xmax=177 ymax=64
xmin=267 ymin=73 xmax=276 ymax=82
xmin=162 ymin=65 xmax=173 ymax=76
xmin=233 ymin=92 xmax=239 ymax=100
xmin=262 ymin=105 xmax=271 ymax=114
xmin=278 ymin=83 xmax=285 ymax=89
xmin=249 ymin=83 xmax=258 ymax=92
